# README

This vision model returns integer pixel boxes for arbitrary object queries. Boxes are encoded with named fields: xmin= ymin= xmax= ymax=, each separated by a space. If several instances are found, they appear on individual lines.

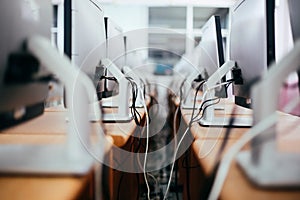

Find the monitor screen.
xmin=198 ymin=15 xmax=226 ymax=97
xmin=0 ymin=0 xmax=52 ymax=130
xmin=64 ymin=0 xmax=106 ymax=85
xmin=230 ymin=0 xmax=275 ymax=107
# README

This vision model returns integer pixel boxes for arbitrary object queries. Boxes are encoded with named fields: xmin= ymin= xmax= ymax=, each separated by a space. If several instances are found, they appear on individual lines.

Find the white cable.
xmin=207 ymin=113 xmax=277 ymax=200
xmin=141 ymin=88 xmax=151 ymax=200
xmin=163 ymin=126 xmax=190 ymax=200
xmin=208 ymin=92 xmax=300 ymax=200
xmin=173 ymin=106 xmax=179 ymax=156
xmin=147 ymin=172 xmax=159 ymax=187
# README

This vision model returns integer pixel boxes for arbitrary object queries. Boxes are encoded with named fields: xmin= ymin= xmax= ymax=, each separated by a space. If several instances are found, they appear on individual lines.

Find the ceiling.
xmin=101 ymin=0 xmax=237 ymax=7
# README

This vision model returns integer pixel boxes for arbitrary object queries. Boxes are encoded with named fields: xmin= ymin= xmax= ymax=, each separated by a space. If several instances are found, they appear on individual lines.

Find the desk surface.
xmin=180 ymin=102 xmax=300 ymax=200
xmin=0 ymin=103 xmax=146 ymax=200
xmin=1 ymin=105 xmax=146 ymax=148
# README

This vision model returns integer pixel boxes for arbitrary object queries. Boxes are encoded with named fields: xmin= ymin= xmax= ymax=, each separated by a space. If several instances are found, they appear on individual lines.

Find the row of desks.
xmin=178 ymin=98 xmax=300 ymax=199
xmin=0 ymin=103 xmax=148 ymax=199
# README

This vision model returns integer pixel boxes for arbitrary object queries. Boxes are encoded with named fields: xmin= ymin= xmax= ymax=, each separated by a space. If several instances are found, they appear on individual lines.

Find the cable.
xmin=126 ymin=77 xmax=142 ymax=126
xmin=100 ymin=75 xmax=117 ymax=82
xmin=163 ymin=126 xmax=190 ymax=200
xmin=163 ymin=80 xmax=210 ymax=199
xmin=208 ymin=113 xmax=277 ymax=200
xmin=191 ymin=98 xmax=220 ymax=123
xmin=147 ymin=172 xmax=159 ymax=187
xmin=163 ymin=80 xmax=232 ymax=199
xmin=189 ymin=81 xmax=206 ymax=123
xmin=179 ymin=78 xmax=187 ymax=105
xmin=141 ymin=86 xmax=150 ymax=200
xmin=184 ymin=81 xmax=204 ymax=200
xmin=191 ymin=80 xmax=233 ymax=123
xmin=173 ymin=106 xmax=179 ymax=159
xmin=208 ymin=93 xmax=300 ymax=200
xmin=200 ymin=106 xmax=237 ymax=200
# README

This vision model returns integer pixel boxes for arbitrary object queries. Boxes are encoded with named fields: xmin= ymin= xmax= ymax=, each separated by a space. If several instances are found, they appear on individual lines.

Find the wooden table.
xmin=179 ymin=100 xmax=300 ymax=199
xmin=0 ymin=102 xmax=147 ymax=200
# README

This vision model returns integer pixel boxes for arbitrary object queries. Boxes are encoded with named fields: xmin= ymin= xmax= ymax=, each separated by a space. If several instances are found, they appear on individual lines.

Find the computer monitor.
xmin=0 ymin=0 xmax=52 ymax=130
xmin=288 ymin=0 xmax=300 ymax=41
xmin=230 ymin=0 xmax=275 ymax=107
xmin=64 ymin=0 xmax=106 ymax=85
xmin=288 ymin=0 xmax=300 ymax=92
xmin=181 ymin=16 xmax=224 ymax=109
xmin=104 ymin=17 xmax=126 ymax=92
xmin=235 ymin=0 xmax=300 ymax=188
xmin=199 ymin=15 xmax=226 ymax=98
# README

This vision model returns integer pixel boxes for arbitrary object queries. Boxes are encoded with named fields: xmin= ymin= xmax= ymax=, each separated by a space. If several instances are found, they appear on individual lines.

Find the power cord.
xmin=208 ymin=113 xmax=277 ymax=200
xmin=164 ymin=80 xmax=206 ymax=200
xmin=126 ymin=77 xmax=142 ymax=126
xmin=208 ymin=92 xmax=300 ymax=200
xmin=140 ymin=85 xmax=151 ymax=200
xmin=200 ymin=106 xmax=237 ymax=200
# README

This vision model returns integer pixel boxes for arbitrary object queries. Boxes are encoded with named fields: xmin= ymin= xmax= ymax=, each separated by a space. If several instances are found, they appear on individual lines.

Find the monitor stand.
xmin=123 ymin=66 xmax=146 ymax=108
xmin=236 ymin=142 xmax=300 ymax=187
xmin=0 ymin=36 xmax=105 ymax=175
xmin=0 ymin=144 xmax=95 ymax=175
xmin=181 ymin=73 xmax=202 ymax=109
xmin=101 ymin=59 xmax=132 ymax=123
xmin=198 ymin=88 xmax=252 ymax=127
xmin=237 ymin=40 xmax=300 ymax=187
xmin=198 ymin=60 xmax=253 ymax=127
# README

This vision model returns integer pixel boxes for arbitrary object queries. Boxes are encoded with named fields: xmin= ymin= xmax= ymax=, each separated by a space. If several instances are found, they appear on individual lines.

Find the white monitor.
xmin=230 ymin=0 xmax=276 ymax=107
xmin=64 ymin=0 xmax=106 ymax=84
xmin=104 ymin=17 xmax=126 ymax=92
xmin=199 ymin=15 xmax=226 ymax=98
xmin=0 ymin=0 xmax=52 ymax=130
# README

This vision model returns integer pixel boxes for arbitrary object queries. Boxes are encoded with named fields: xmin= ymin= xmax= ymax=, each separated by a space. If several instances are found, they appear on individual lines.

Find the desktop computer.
xmin=198 ymin=0 xmax=276 ymax=127
xmin=0 ymin=0 xmax=104 ymax=175
xmin=236 ymin=0 xmax=300 ymax=187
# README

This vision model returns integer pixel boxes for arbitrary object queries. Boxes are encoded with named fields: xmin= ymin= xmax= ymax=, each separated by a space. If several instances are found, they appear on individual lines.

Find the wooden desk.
xmin=179 ymin=101 xmax=300 ymax=199
xmin=0 ymin=103 xmax=146 ymax=200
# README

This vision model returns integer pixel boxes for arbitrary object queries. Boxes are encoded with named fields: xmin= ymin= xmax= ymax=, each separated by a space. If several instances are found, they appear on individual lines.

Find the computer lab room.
xmin=1 ymin=0 xmax=300 ymax=199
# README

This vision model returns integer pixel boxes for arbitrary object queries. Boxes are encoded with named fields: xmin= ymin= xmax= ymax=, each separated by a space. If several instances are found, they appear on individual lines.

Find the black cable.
xmin=196 ymin=98 xmax=221 ymax=122
xmin=191 ymin=98 xmax=220 ymax=124
xmin=100 ymin=75 xmax=117 ymax=82
xmin=188 ymin=81 xmax=206 ymax=127
xmin=104 ymin=68 xmax=109 ymax=92
xmin=200 ymin=106 xmax=236 ymax=200
xmin=126 ymin=77 xmax=142 ymax=126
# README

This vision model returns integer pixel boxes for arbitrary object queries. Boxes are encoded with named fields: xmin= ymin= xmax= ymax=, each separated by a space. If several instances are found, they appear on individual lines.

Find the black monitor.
xmin=64 ymin=0 xmax=106 ymax=84
xmin=0 ymin=1 xmax=52 ymax=130
xmin=230 ymin=0 xmax=275 ymax=107
xmin=199 ymin=15 xmax=226 ymax=97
